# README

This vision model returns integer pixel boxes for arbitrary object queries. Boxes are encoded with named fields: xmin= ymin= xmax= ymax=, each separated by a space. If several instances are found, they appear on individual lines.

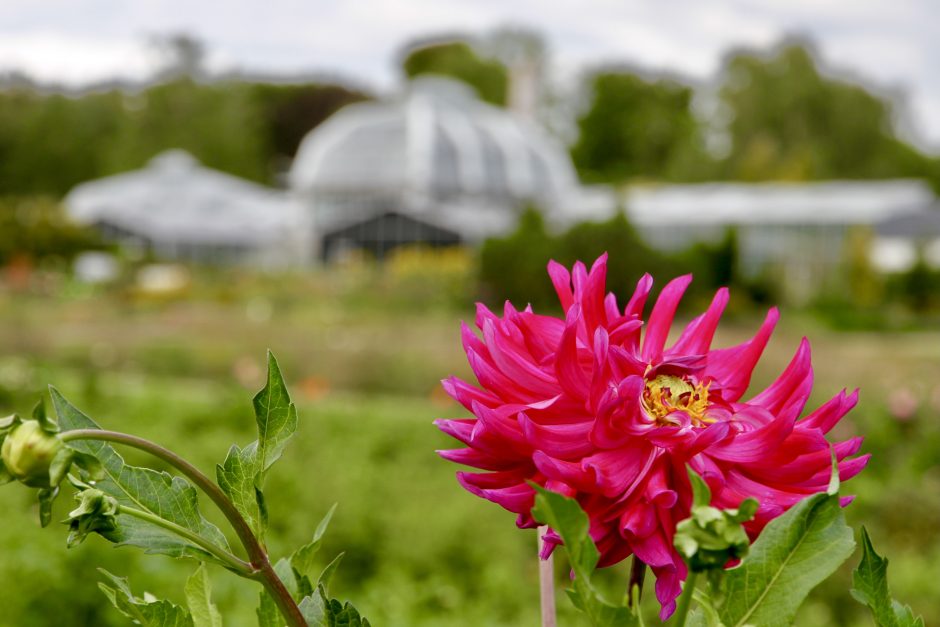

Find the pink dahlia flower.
xmin=435 ymin=255 xmax=868 ymax=619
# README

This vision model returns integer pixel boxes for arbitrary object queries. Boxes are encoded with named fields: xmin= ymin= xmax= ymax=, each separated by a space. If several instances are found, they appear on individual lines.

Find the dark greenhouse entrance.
xmin=320 ymin=211 xmax=461 ymax=261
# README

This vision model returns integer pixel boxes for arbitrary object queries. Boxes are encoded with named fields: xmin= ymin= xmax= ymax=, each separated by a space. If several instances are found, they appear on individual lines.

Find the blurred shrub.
xmin=384 ymin=246 xmax=476 ymax=311
xmin=0 ymin=196 xmax=103 ymax=267
xmin=479 ymin=209 xmax=757 ymax=312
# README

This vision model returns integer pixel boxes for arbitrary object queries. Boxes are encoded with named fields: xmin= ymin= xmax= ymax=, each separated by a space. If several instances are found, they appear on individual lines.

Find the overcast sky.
xmin=1 ymin=0 xmax=938 ymax=150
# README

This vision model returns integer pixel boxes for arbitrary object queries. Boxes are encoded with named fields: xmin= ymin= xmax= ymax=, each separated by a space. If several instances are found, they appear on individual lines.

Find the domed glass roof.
xmin=289 ymin=77 xmax=577 ymax=209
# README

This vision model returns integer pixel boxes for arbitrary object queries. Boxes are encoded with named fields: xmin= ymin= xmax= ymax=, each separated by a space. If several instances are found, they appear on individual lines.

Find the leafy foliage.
xmin=674 ymin=467 xmax=757 ymax=573
xmin=217 ymin=351 xmax=296 ymax=540
xmin=531 ymin=485 xmax=639 ymax=627
xmin=712 ymin=490 xmax=855 ymax=626
xmin=571 ymin=71 xmax=703 ymax=183
xmin=51 ymin=387 xmax=233 ymax=565
xmin=401 ymin=41 xmax=508 ymax=106
xmin=851 ymin=527 xmax=924 ymax=627
xmin=718 ymin=41 xmax=940 ymax=189
xmin=99 ymin=569 xmax=194 ymax=627
xmin=0 ymin=80 xmax=367 ymax=196
xmin=185 ymin=564 xmax=223 ymax=627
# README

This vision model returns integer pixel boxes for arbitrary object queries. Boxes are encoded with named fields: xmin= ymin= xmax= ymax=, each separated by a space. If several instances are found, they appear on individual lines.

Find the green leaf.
xmin=255 ymin=591 xmax=282 ymax=627
xmin=49 ymin=447 xmax=75 ymax=487
xmin=217 ymin=352 xmax=297 ymax=542
xmin=298 ymin=587 xmax=329 ymax=626
xmin=299 ymin=585 xmax=370 ymax=627
xmin=37 ymin=485 xmax=58 ymax=527
xmin=185 ymin=564 xmax=223 ymax=627
xmin=50 ymin=387 xmax=232 ymax=564
xmin=216 ymin=443 xmax=264 ymax=537
xmin=253 ymin=351 xmax=297 ymax=477
xmin=99 ymin=569 xmax=194 ymax=627
xmin=688 ymin=466 xmax=712 ymax=507
xmin=317 ymin=553 xmax=344 ymax=597
xmin=531 ymin=485 xmax=638 ymax=627
xmin=851 ymin=527 xmax=924 ymax=627
xmin=291 ymin=504 xmax=338 ymax=576
xmin=714 ymin=491 xmax=855 ymax=627
xmin=33 ymin=398 xmax=58 ymax=433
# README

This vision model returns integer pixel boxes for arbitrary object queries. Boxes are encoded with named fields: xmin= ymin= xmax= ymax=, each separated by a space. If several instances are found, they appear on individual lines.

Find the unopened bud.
xmin=67 ymin=488 xmax=119 ymax=547
xmin=1 ymin=420 xmax=64 ymax=488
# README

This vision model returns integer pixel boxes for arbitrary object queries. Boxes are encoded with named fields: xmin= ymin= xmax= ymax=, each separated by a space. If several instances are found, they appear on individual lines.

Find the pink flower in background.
xmin=435 ymin=255 xmax=868 ymax=619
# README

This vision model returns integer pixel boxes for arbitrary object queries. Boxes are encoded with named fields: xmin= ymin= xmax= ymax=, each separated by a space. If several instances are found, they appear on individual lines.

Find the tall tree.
xmin=570 ymin=71 xmax=705 ymax=183
xmin=718 ymin=41 xmax=940 ymax=187
xmin=401 ymin=40 xmax=508 ymax=106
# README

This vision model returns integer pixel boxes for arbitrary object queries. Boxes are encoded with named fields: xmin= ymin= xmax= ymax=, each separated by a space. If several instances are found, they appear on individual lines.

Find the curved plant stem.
xmin=119 ymin=505 xmax=253 ymax=575
xmin=61 ymin=429 xmax=307 ymax=627
xmin=537 ymin=525 xmax=557 ymax=627
xmin=672 ymin=571 xmax=698 ymax=627
xmin=628 ymin=556 xmax=647 ymax=605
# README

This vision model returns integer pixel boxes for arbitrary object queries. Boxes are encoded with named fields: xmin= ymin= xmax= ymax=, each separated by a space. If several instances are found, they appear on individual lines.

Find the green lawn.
xmin=0 ymin=272 xmax=938 ymax=625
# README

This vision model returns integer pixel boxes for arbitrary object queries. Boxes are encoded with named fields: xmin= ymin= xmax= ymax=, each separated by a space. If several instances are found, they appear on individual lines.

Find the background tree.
xmin=570 ymin=71 xmax=706 ymax=183
xmin=401 ymin=40 xmax=508 ymax=106
xmin=718 ymin=41 xmax=940 ymax=188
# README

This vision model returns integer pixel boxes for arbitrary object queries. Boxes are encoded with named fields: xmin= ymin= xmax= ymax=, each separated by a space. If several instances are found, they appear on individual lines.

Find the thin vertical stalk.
xmin=537 ymin=525 xmax=557 ymax=627
xmin=628 ymin=555 xmax=647 ymax=605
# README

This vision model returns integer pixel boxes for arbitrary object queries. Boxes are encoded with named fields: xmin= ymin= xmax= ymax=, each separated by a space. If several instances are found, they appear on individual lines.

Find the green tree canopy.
xmin=570 ymin=72 xmax=704 ymax=183
xmin=401 ymin=41 xmax=508 ymax=106
xmin=0 ymin=80 xmax=367 ymax=197
xmin=718 ymin=41 xmax=940 ymax=187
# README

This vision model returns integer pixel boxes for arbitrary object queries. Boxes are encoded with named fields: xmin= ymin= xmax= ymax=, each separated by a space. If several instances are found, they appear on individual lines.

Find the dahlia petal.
xmin=620 ymin=502 xmax=658 ymax=539
xmin=521 ymin=412 xmax=595 ymax=459
xmin=749 ymin=337 xmax=814 ymax=422
xmin=471 ymin=402 xmax=531 ymax=454
xmin=580 ymin=254 xmax=609 ymax=333
xmin=554 ymin=305 xmax=591 ymax=399
xmin=456 ymin=474 xmax=535 ymax=515
xmin=482 ymin=319 xmax=557 ymax=396
xmin=532 ymin=451 xmax=597 ymax=493
xmin=655 ymin=565 xmax=683 ymax=621
xmin=669 ymin=287 xmax=730 ymax=356
xmin=625 ymin=273 xmax=654 ymax=318
xmin=457 ymin=469 xmax=530 ymax=489
xmin=441 ymin=376 xmax=501 ymax=412
xmin=466 ymin=348 xmax=529 ymax=403
xmin=707 ymin=406 xmax=795 ymax=463
xmin=800 ymin=389 xmax=859 ymax=434
xmin=547 ymin=260 xmax=574 ymax=313
xmin=436 ymin=447 xmax=525 ymax=471
xmin=515 ymin=311 xmax=565 ymax=360
xmin=582 ymin=443 xmax=654 ymax=497
xmin=706 ymin=307 xmax=780 ymax=402
xmin=434 ymin=418 xmax=475 ymax=445
xmin=589 ymin=375 xmax=645 ymax=448
xmin=642 ymin=274 xmax=693 ymax=362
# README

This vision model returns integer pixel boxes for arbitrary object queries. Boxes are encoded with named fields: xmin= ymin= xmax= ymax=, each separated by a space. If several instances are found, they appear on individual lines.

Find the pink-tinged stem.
xmin=538 ymin=525 xmax=557 ymax=627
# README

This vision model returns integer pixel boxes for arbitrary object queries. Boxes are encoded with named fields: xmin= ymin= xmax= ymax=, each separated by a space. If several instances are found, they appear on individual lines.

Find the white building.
xmin=289 ymin=76 xmax=578 ymax=260
xmin=65 ymin=150 xmax=310 ymax=267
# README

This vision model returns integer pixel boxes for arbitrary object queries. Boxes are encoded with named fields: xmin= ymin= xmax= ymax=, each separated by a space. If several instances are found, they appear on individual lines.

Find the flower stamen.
xmin=642 ymin=374 xmax=713 ymax=427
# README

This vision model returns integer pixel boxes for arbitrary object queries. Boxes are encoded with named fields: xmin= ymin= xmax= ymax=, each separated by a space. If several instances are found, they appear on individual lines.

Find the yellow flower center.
xmin=642 ymin=374 xmax=713 ymax=427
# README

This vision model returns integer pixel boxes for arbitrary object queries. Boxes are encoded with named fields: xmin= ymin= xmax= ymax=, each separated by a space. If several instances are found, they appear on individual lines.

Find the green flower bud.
xmin=674 ymin=466 xmax=759 ymax=573
xmin=1 ymin=420 xmax=64 ymax=488
xmin=67 ymin=488 xmax=119 ymax=547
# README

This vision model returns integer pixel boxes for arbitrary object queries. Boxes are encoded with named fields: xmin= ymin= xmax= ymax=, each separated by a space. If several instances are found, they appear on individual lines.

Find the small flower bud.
xmin=1 ymin=420 xmax=64 ymax=488
xmin=674 ymin=466 xmax=758 ymax=572
xmin=674 ymin=499 xmax=758 ymax=572
xmin=67 ymin=488 xmax=119 ymax=547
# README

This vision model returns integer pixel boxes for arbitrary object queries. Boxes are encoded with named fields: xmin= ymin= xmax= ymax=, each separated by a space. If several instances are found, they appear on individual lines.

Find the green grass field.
xmin=0 ymin=270 xmax=938 ymax=626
